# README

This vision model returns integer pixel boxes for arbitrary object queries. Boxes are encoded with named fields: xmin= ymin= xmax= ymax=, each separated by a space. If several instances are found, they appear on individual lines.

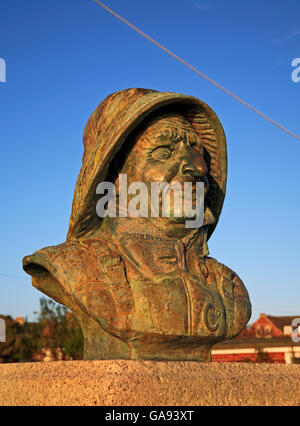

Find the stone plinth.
xmin=0 ymin=360 xmax=299 ymax=406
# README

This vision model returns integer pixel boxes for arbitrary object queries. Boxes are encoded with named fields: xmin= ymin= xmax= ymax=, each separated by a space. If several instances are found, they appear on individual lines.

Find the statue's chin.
xmin=164 ymin=216 xmax=194 ymax=224
xmin=147 ymin=216 xmax=202 ymax=239
xmin=154 ymin=206 xmax=200 ymax=225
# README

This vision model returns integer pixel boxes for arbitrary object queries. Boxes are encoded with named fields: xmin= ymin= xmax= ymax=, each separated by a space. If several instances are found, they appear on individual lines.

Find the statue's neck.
xmin=99 ymin=216 xmax=210 ymax=256
xmin=101 ymin=216 xmax=193 ymax=240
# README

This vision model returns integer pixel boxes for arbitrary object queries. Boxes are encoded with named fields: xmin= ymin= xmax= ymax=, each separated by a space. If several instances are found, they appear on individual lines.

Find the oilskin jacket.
xmin=23 ymin=231 xmax=251 ymax=360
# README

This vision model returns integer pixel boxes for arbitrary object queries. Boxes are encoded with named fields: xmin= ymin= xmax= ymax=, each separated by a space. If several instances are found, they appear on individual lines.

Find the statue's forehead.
xmin=145 ymin=113 xmax=193 ymax=131
xmin=140 ymin=114 xmax=199 ymax=144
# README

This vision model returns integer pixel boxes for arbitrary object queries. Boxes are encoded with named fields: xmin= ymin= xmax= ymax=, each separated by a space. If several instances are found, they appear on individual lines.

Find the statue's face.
xmin=121 ymin=113 xmax=208 ymax=187
xmin=116 ymin=113 xmax=209 ymax=232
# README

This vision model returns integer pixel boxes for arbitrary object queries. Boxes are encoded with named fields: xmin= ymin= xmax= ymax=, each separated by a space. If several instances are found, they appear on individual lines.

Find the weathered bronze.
xmin=23 ymin=88 xmax=251 ymax=361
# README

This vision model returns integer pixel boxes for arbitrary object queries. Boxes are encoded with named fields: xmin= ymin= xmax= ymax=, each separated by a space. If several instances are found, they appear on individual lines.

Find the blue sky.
xmin=0 ymin=0 xmax=299 ymax=322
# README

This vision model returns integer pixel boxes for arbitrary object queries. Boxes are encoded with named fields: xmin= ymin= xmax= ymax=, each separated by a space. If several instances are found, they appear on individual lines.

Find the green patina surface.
xmin=23 ymin=88 xmax=251 ymax=360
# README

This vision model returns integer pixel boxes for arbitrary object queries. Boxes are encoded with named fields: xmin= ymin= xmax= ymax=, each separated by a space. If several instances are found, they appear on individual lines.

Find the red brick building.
xmin=212 ymin=314 xmax=300 ymax=364
xmin=247 ymin=314 xmax=300 ymax=339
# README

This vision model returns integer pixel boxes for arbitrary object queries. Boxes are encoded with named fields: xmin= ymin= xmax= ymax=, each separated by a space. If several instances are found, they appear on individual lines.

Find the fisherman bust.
xmin=23 ymin=88 xmax=251 ymax=361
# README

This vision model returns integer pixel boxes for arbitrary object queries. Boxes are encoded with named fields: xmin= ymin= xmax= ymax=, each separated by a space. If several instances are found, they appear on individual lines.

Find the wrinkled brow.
xmin=146 ymin=128 xmax=200 ymax=146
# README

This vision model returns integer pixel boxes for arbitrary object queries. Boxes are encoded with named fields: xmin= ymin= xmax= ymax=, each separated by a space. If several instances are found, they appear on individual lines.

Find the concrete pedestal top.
xmin=0 ymin=360 xmax=299 ymax=406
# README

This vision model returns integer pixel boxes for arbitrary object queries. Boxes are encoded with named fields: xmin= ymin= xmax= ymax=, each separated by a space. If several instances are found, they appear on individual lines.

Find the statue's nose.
xmin=180 ymin=151 xmax=208 ymax=179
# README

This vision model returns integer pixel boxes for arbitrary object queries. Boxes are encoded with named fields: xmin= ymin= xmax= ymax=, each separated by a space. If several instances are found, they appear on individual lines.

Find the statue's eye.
xmin=151 ymin=146 xmax=172 ymax=160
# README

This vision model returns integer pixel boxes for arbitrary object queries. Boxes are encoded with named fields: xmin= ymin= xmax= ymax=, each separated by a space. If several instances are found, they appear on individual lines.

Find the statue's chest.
xmin=100 ymin=236 xmax=228 ymax=339
xmin=127 ymin=273 xmax=226 ymax=338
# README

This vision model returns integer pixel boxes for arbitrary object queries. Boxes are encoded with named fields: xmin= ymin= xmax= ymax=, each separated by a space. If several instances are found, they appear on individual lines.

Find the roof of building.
xmin=264 ymin=315 xmax=300 ymax=332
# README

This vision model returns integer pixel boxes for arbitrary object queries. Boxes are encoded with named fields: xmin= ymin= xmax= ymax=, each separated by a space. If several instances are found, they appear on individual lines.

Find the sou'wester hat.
xmin=67 ymin=88 xmax=227 ymax=242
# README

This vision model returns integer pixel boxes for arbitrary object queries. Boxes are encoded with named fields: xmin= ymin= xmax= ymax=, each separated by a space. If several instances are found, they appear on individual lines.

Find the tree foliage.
xmin=0 ymin=298 xmax=83 ymax=363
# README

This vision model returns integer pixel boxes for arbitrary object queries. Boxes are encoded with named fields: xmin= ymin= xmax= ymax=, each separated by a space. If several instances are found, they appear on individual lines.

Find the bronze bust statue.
xmin=23 ymin=88 xmax=251 ymax=361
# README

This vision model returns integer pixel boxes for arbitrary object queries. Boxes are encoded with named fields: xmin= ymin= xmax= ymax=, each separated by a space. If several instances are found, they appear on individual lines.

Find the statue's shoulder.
xmin=204 ymin=256 xmax=251 ymax=339
xmin=22 ymin=239 xmax=117 ymax=307
xmin=204 ymin=256 xmax=249 ymax=299
xmin=23 ymin=239 xmax=113 ymax=275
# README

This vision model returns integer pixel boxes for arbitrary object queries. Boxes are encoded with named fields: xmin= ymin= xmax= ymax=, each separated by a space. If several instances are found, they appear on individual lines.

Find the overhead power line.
xmin=93 ymin=0 xmax=300 ymax=143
